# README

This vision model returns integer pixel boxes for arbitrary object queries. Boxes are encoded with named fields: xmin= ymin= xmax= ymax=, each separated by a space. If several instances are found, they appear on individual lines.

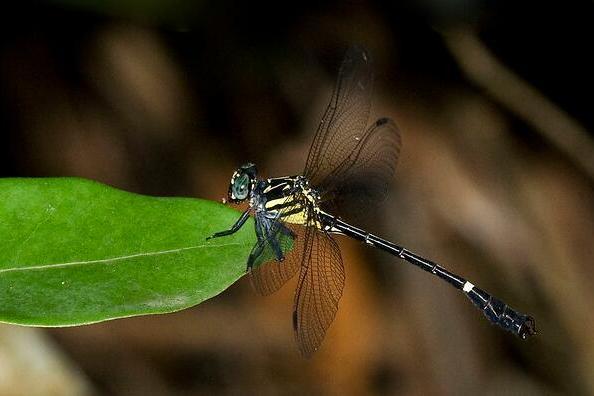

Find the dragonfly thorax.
xmin=294 ymin=176 xmax=321 ymax=206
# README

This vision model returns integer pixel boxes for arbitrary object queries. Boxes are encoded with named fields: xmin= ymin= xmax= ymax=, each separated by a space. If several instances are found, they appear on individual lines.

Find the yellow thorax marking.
xmin=262 ymin=180 xmax=323 ymax=228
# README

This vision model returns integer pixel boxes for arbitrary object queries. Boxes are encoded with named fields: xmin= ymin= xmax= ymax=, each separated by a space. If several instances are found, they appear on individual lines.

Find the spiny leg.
xmin=247 ymin=218 xmax=293 ymax=271
xmin=279 ymin=223 xmax=296 ymax=239
xmin=206 ymin=209 xmax=250 ymax=240
xmin=247 ymin=242 xmax=265 ymax=273
xmin=246 ymin=216 xmax=267 ymax=272
xmin=270 ymin=223 xmax=296 ymax=262
xmin=270 ymin=235 xmax=285 ymax=262
xmin=262 ymin=216 xmax=288 ymax=262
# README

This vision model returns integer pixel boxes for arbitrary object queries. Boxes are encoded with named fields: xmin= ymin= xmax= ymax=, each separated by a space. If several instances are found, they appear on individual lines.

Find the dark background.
xmin=1 ymin=1 xmax=593 ymax=395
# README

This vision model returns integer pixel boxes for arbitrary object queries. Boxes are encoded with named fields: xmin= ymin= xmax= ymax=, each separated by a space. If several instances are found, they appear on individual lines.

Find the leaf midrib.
xmin=0 ymin=242 xmax=244 ymax=274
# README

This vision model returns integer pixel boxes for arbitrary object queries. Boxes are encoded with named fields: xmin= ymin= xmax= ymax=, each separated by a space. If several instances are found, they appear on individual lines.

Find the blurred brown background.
xmin=1 ymin=1 xmax=593 ymax=395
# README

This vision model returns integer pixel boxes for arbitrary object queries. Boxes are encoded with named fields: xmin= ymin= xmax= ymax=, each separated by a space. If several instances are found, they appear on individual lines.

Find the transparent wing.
xmin=292 ymin=222 xmax=345 ymax=358
xmin=249 ymin=223 xmax=303 ymax=296
xmin=318 ymin=117 xmax=402 ymax=223
xmin=248 ymin=197 xmax=303 ymax=295
xmin=304 ymin=45 xmax=373 ymax=186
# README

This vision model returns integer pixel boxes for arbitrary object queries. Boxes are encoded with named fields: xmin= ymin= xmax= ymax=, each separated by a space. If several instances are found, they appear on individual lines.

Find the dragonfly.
xmin=208 ymin=46 xmax=536 ymax=357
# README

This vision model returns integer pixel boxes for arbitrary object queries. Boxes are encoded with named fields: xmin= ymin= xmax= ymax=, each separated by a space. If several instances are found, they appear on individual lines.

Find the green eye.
xmin=232 ymin=174 xmax=250 ymax=199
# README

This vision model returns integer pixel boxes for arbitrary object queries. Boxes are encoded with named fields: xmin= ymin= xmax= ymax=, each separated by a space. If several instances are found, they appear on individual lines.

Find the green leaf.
xmin=0 ymin=178 xmax=256 ymax=326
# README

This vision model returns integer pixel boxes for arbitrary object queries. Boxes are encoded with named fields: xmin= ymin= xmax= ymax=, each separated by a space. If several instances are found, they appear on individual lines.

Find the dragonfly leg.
xmin=246 ymin=217 xmax=267 ymax=272
xmin=262 ymin=217 xmax=286 ymax=262
xmin=269 ymin=235 xmax=285 ymax=262
xmin=279 ymin=223 xmax=296 ymax=239
xmin=206 ymin=209 xmax=250 ymax=240
xmin=247 ymin=243 xmax=265 ymax=272
xmin=247 ymin=219 xmax=288 ymax=271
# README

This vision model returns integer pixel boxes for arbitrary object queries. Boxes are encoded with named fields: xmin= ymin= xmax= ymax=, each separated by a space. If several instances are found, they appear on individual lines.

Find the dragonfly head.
xmin=228 ymin=163 xmax=257 ymax=203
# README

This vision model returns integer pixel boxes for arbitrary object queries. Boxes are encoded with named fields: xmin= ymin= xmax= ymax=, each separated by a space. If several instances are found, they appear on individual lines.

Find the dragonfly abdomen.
xmin=325 ymin=214 xmax=536 ymax=339
xmin=465 ymin=286 xmax=536 ymax=339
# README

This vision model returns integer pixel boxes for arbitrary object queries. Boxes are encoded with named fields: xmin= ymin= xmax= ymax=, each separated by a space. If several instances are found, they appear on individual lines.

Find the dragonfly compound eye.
xmin=230 ymin=173 xmax=251 ymax=201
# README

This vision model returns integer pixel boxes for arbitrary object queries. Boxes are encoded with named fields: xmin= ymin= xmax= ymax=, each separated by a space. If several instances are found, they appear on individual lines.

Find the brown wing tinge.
xmin=319 ymin=118 xmax=402 ymax=222
xmin=305 ymin=46 xmax=373 ymax=185
xmin=292 ymin=228 xmax=345 ymax=357
xmin=248 ymin=223 xmax=305 ymax=296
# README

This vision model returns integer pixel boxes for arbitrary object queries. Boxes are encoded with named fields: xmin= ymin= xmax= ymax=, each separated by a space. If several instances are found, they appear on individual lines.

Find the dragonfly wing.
xmin=292 ymin=224 xmax=345 ymax=358
xmin=249 ymin=223 xmax=303 ymax=296
xmin=304 ymin=45 xmax=373 ymax=186
xmin=248 ymin=197 xmax=303 ymax=295
xmin=319 ymin=117 xmax=402 ymax=223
